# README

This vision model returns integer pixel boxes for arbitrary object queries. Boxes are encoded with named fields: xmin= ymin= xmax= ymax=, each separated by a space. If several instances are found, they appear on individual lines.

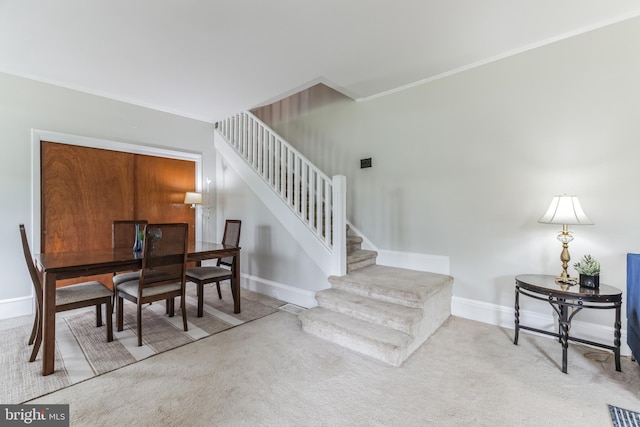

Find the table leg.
xmin=232 ymin=250 xmax=241 ymax=314
xmin=42 ymin=272 xmax=57 ymax=376
xmin=194 ymin=260 xmax=203 ymax=318
xmin=513 ymin=287 xmax=520 ymax=345
xmin=197 ymin=282 xmax=204 ymax=318
xmin=615 ymin=304 xmax=622 ymax=372
xmin=559 ymin=303 xmax=569 ymax=374
xmin=558 ymin=304 xmax=565 ymax=343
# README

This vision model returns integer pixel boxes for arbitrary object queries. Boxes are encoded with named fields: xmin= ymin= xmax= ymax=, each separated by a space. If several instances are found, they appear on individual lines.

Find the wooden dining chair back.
xmin=116 ymin=223 xmax=189 ymax=346
xmin=185 ymin=219 xmax=241 ymax=317
xmin=19 ymin=224 xmax=113 ymax=362
xmin=218 ymin=219 xmax=241 ymax=269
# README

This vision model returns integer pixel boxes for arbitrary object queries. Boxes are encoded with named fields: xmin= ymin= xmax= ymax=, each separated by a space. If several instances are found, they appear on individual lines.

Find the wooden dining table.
xmin=34 ymin=241 xmax=240 ymax=376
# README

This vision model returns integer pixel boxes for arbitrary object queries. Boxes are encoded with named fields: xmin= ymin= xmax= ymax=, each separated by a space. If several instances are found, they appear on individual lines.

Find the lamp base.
xmin=555 ymin=225 xmax=575 ymax=287
xmin=555 ymin=275 xmax=577 ymax=286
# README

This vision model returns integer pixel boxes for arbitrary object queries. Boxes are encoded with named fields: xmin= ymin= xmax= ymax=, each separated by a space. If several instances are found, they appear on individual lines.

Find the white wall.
xmin=0 ymin=72 xmax=216 ymax=319
xmin=252 ymin=17 xmax=640 ymax=329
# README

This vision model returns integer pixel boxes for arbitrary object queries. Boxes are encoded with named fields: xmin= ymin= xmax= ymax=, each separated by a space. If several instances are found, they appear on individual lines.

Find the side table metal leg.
xmin=559 ymin=305 xmax=569 ymax=374
xmin=558 ymin=304 xmax=565 ymax=343
xmin=514 ymin=287 xmax=520 ymax=345
xmin=614 ymin=304 xmax=622 ymax=372
xmin=560 ymin=325 xmax=569 ymax=374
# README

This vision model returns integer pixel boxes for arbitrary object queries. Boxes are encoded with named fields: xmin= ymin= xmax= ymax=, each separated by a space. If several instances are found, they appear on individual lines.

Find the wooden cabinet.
xmin=41 ymin=141 xmax=196 ymax=288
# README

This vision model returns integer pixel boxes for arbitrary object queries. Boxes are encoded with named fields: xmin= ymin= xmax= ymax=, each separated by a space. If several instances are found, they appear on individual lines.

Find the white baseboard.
xmin=241 ymin=273 xmax=319 ymax=309
xmin=451 ymin=296 xmax=632 ymax=356
xmin=0 ymin=295 xmax=34 ymax=320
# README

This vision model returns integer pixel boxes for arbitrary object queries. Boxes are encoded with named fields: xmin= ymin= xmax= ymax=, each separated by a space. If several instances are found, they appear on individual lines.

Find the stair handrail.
xmin=217 ymin=111 xmax=346 ymax=276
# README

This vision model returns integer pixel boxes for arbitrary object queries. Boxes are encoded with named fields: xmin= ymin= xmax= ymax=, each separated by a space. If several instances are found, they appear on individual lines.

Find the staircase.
xmin=299 ymin=231 xmax=453 ymax=367
xmin=216 ymin=111 xmax=453 ymax=366
xmin=216 ymin=112 xmax=346 ymax=277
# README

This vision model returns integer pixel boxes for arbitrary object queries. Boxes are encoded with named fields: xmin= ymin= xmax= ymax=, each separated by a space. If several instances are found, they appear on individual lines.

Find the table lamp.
xmin=538 ymin=195 xmax=593 ymax=283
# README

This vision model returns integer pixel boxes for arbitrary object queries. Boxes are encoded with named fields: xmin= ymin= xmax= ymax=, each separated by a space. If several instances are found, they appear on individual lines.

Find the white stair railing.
xmin=217 ymin=111 xmax=346 ymax=276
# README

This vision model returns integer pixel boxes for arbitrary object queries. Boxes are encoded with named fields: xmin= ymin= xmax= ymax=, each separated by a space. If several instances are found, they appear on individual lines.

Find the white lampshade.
xmin=538 ymin=195 xmax=593 ymax=225
xmin=184 ymin=192 xmax=202 ymax=205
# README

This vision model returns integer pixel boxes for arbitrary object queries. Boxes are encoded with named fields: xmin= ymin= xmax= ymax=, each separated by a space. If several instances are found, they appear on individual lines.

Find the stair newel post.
xmin=332 ymin=175 xmax=347 ymax=276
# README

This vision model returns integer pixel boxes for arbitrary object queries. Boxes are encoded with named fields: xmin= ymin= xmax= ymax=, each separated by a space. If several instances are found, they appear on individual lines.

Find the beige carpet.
xmin=22 ymin=310 xmax=640 ymax=426
xmin=1 ymin=286 xmax=282 ymax=404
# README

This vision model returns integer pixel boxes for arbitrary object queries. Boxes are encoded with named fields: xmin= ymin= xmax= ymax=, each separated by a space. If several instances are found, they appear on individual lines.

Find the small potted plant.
xmin=573 ymin=254 xmax=600 ymax=289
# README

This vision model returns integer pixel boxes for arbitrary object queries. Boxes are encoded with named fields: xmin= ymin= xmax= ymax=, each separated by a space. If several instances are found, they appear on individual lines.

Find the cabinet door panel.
xmin=42 ymin=142 xmax=135 ymax=252
xmin=41 ymin=142 xmax=196 ymax=288
xmin=134 ymin=154 xmax=196 ymax=249
xmin=41 ymin=141 xmax=135 ymax=287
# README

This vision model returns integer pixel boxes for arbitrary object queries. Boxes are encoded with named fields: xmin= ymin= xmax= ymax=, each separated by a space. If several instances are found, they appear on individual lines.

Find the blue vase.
xmin=133 ymin=224 xmax=143 ymax=252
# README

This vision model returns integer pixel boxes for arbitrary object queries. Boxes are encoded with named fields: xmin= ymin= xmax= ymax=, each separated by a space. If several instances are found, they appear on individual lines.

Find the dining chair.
xmin=116 ymin=223 xmax=189 ymax=346
xmin=186 ymin=219 xmax=241 ymax=317
xmin=19 ymin=224 xmax=113 ymax=362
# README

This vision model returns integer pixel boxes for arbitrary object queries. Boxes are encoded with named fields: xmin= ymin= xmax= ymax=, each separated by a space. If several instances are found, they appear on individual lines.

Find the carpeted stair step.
xmin=347 ymin=235 xmax=363 ymax=253
xmin=347 ymin=249 xmax=377 ymax=272
xmin=315 ymin=288 xmax=423 ymax=335
xmin=299 ymin=307 xmax=413 ymax=366
xmin=329 ymin=264 xmax=453 ymax=309
xmin=301 ymin=227 xmax=454 ymax=366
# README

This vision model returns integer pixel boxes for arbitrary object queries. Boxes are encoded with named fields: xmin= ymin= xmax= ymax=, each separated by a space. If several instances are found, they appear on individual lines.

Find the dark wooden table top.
xmin=515 ymin=274 xmax=621 ymax=302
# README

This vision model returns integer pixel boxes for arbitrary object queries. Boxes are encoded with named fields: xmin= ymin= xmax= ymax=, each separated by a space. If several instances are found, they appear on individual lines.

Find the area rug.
xmin=0 ymin=286 xmax=283 ymax=404
xmin=609 ymin=404 xmax=640 ymax=427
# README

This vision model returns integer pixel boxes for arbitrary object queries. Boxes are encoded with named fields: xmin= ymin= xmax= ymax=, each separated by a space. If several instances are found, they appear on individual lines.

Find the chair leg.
xmin=137 ymin=303 xmax=143 ymax=347
xmin=96 ymin=303 xmax=103 ymax=327
xmin=105 ymin=300 xmax=113 ymax=342
xmin=167 ymin=298 xmax=175 ymax=317
xmin=29 ymin=318 xmax=42 ymax=363
xmin=181 ymin=295 xmax=188 ymax=332
xmin=111 ymin=290 xmax=116 ymax=316
xmin=117 ymin=295 xmax=124 ymax=332
xmin=28 ymin=302 xmax=39 ymax=345
xmin=216 ymin=281 xmax=222 ymax=299
xmin=197 ymin=282 xmax=204 ymax=317
xmin=28 ymin=299 xmax=42 ymax=362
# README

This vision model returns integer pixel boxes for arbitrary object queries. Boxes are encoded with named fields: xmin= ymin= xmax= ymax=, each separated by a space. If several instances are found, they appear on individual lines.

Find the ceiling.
xmin=2 ymin=1 xmax=640 ymax=123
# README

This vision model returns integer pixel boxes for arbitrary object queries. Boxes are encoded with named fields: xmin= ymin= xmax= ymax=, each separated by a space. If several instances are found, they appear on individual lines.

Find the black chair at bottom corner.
xmin=185 ymin=219 xmax=241 ymax=317
xmin=116 ymin=223 xmax=189 ymax=346
xmin=19 ymin=224 xmax=113 ymax=362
